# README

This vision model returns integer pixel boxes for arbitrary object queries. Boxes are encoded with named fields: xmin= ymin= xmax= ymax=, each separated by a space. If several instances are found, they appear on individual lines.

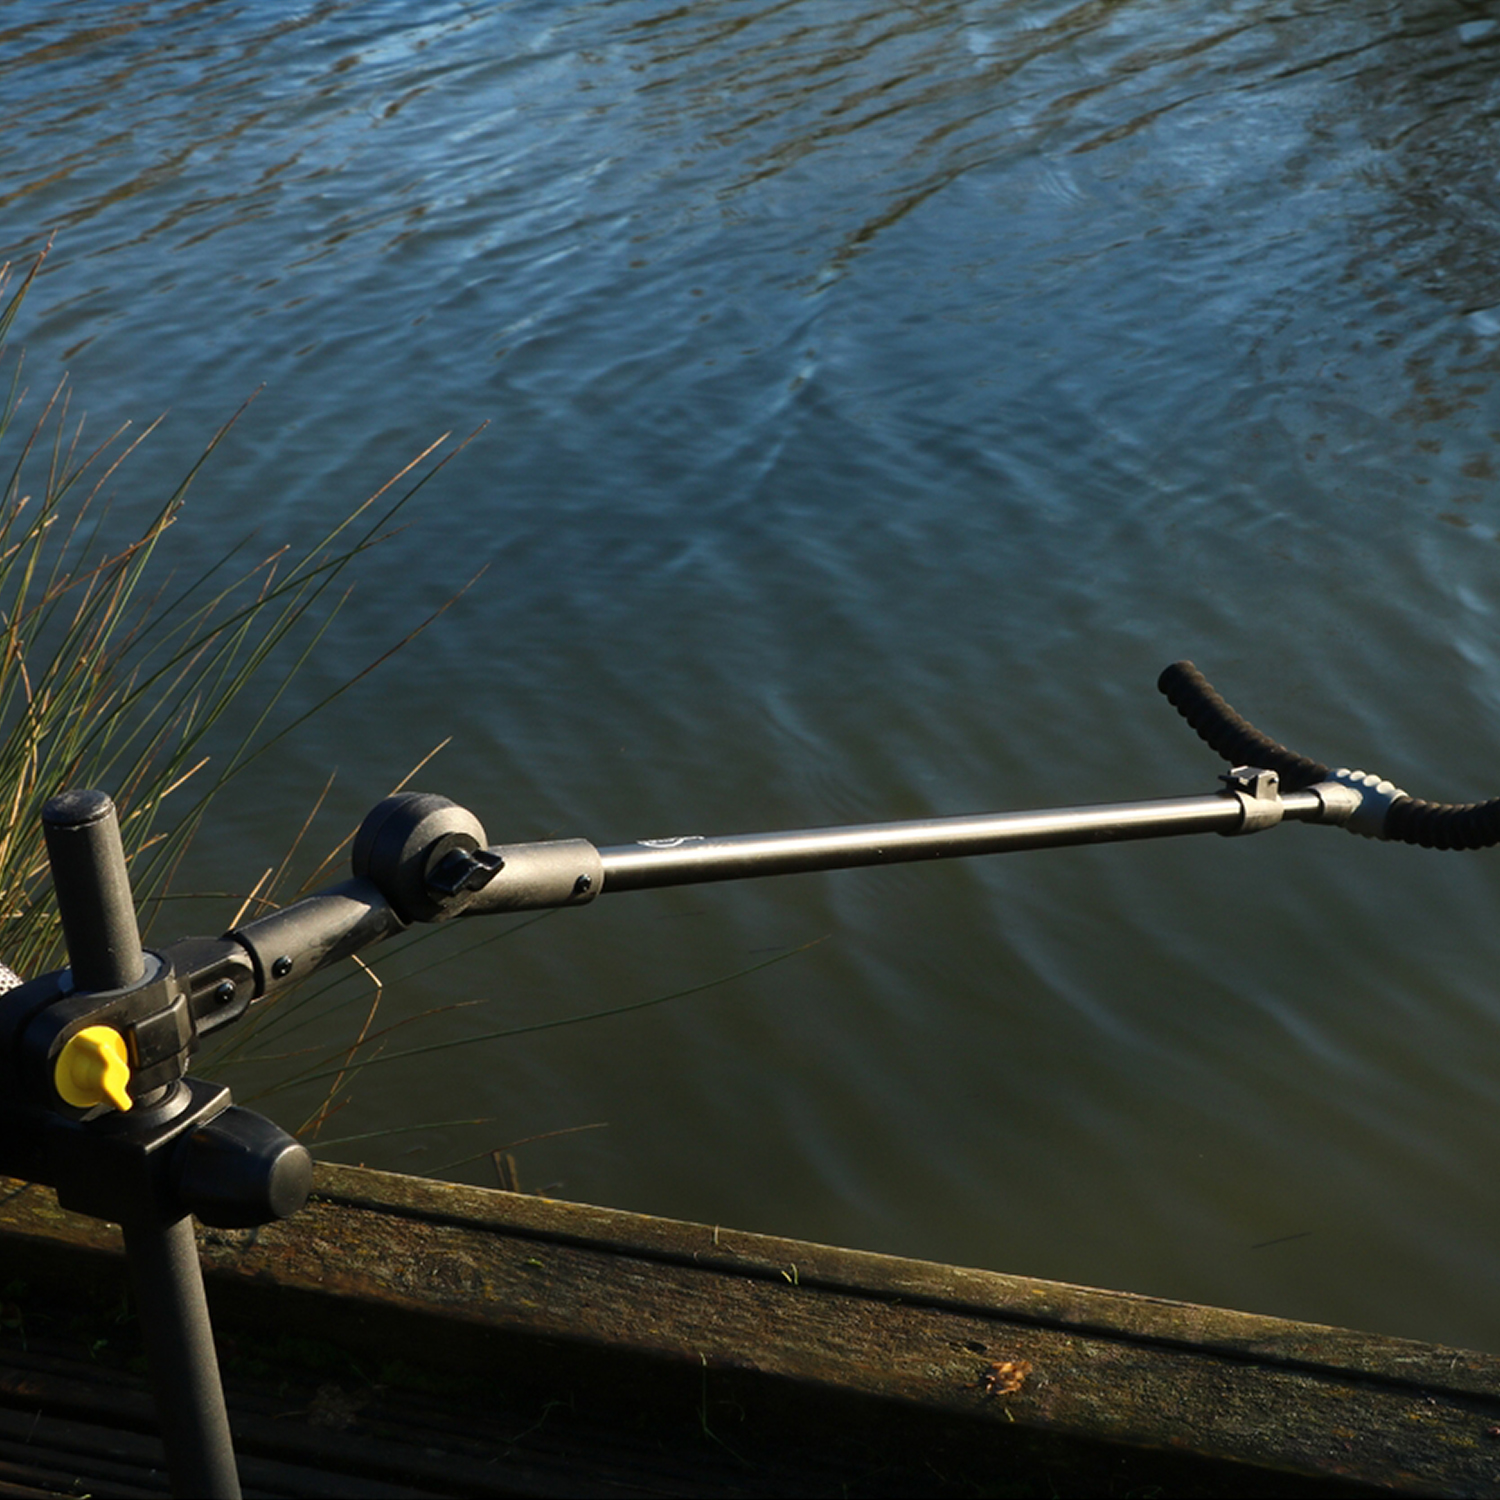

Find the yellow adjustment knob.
xmin=55 ymin=1026 xmax=133 ymax=1113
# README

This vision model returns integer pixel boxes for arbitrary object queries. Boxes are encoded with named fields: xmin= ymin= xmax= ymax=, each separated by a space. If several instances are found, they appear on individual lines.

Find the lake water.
xmin=6 ymin=0 xmax=1500 ymax=1353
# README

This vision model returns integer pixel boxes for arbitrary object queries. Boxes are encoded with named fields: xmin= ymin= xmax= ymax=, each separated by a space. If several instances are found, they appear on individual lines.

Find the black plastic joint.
xmin=17 ymin=953 xmax=192 ymax=1111
xmin=351 ymin=792 xmax=492 ymax=922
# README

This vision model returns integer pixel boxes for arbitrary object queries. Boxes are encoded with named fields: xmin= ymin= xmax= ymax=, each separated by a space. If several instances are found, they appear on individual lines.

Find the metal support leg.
xmin=122 ymin=1213 xmax=241 ymax=1500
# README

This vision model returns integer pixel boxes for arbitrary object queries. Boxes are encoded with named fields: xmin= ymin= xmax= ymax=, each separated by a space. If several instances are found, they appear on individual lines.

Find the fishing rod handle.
xmin=1158 ymin=661 xmax=1500 ymax=850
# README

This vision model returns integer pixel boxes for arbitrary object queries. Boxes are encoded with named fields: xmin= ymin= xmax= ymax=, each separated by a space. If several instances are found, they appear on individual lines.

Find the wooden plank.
xmin=3 ymin=1164 xmax=1497 ymax=1494
xmin=308 ymin=1164 xmax=1500 ymax=1394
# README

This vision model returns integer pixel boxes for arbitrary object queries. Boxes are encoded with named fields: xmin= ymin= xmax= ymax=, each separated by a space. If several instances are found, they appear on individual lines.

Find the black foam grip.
xmin=1158 ymin=661 xmax=1500 ymax=849
xmin=1157 ymin=661 xmax=1329 ymax=790
xmin=1383 ymin=796 xmax=1500 ymax=851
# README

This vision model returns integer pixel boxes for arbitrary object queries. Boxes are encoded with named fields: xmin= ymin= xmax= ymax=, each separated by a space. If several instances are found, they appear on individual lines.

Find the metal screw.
xmin=213 ymin=980 xmax=236 ymax=1006
xmin=573 ymin=873 xmax=593 ymax=894
xmin=271 ymin=955 xmax=293 ymax=980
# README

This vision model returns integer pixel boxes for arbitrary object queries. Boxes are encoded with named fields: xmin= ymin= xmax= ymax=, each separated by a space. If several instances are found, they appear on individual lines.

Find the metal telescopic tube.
xmin=41 ymin=790 xmax=241 ymax=1500
xmin=596 ymin=789 xmax=1329 ymax=892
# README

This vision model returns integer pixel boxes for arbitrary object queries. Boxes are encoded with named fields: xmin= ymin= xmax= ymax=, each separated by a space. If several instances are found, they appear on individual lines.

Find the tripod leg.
xmin=122 ymin=1213 xmax=241 ymax=1500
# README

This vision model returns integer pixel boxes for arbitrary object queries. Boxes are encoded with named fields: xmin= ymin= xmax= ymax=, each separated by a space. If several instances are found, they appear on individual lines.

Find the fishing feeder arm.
xmin=0 ymin=662 xmax=1490 ymax=1499
xmin=351 ymin=662 xmax=1499 ymax=919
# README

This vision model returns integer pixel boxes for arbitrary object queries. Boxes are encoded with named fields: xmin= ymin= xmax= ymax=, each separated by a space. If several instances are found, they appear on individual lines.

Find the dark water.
xmin=7 ymin=0 xmax=1500 ymax=1352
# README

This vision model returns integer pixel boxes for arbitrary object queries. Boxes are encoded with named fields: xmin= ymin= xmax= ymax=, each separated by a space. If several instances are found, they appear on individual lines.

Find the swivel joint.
xmin=351 ymin=792 xmax=497 ymax=922
xmin=351 ymin=793 xmax=603 ymax=920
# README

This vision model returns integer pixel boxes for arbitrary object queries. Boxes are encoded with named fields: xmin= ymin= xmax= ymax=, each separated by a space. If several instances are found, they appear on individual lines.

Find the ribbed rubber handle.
xmin=1157 ymin=661 xmax=1500 ymax=849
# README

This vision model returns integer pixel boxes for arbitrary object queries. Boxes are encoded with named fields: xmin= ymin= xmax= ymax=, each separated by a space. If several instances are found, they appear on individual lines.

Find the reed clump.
xmin=0 ymin=249 xmax=461 ymax=980
xmin=0 ymin=248 xmax=798 ymax=1185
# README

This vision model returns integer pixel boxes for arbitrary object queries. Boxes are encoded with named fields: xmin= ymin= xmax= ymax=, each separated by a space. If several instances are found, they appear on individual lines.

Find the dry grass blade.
xmin=255 ymin=938 xmax=829 ymax=1105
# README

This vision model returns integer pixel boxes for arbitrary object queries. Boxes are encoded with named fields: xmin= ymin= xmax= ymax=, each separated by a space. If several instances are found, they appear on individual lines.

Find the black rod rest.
xmin=0 ymin=666 xmax=1488 ymax=1498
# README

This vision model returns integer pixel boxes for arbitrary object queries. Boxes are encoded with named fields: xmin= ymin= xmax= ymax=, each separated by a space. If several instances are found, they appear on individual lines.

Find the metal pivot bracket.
xmin=1219 ymin=766 xmax=1284 ymax=834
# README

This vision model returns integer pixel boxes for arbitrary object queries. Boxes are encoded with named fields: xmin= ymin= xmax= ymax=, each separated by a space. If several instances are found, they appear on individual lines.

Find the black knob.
xmin=172 ymin=1106 xmax=313 ymax=1229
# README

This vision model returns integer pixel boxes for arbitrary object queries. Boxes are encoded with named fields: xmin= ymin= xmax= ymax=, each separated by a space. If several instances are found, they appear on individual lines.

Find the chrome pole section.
xmin=596 ymin=787 xmax=1331 ymax=894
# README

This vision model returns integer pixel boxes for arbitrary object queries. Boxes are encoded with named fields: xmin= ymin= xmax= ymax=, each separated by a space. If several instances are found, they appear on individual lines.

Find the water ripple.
xmin=4 ymin=0 xmax=1500 ymax=1351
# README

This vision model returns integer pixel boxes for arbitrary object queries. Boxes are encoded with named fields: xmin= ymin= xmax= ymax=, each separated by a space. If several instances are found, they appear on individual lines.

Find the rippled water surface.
xmin=6 ymin=0 xmax=1500 ymax=1351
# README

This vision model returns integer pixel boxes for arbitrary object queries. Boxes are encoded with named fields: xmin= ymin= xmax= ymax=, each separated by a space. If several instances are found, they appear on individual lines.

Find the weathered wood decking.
xmin=0 ymin=1162 xmax=1496 ymax=1496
